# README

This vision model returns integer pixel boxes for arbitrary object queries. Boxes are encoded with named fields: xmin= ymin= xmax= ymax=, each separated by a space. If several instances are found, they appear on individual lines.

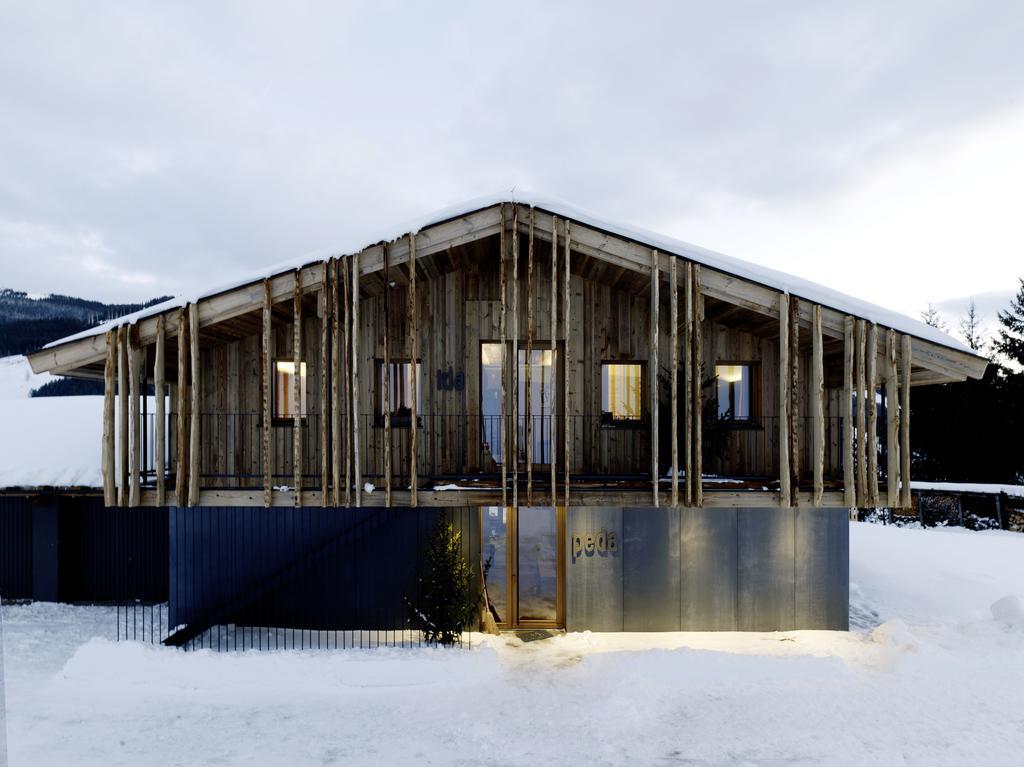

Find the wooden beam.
xmin=408 ymin=234 xmax=419 ymax=508
xmin=563 ymin=220 xmax=571 ymax=509
xmin=320 ymin=262 xmax=329 ymax=507
xmin=154 ymin=315 xmax=166 ymax=507
xmin=650 ymin=248 xmax=659 ymax=507
xmin=900 ymin=333 xmax=912 ymax=509
xmin=684 ymin=262 xmax=693 ymax=507
xmin=129 ymin=325 xmax=142 ymax=508
xmin=175 ymin=308 xmax=187 ymax=508
xmin=886 ymin=329 xmax=900 ymax=508
xmin=550 ymin=215 xmax=558 ymax=508
xmin=811 ymin=304 xmax=824 ymax=507
xmin=383 ymin=243 xmax=392 ymax=508
xmin=512 ymin=206 xmax=519 ymax=508
xmin=779 ymin=293 xmax=791 ymax=507
xmin=188 ymin=303 xmax=200 ymax=507
xmin=117 ymin=325 xmax=128 ymax=507
xmin=855 ymin=319 xmax=867 ymax=507
xmin=293 ymin=273 xmax=303 ymax=508
xmin=692 ymin=264 xmax=703 ymax=508
xmin=331 ymin=260 xmax=341 ymax=507
xmin=262 ymin=280 xmax=272 ymax=507
xmin=788 ymin=296 xmax=800 ymax=506
xmin=499 ymin=205 xmax=508 ymax=508
xmin=342 ymin=257 xmax=352 ymax=506
xmin=526 ymin=209 xmax=534 ymax=506
xmin=102 ymin=329 xmax=116 ymax=507
xmin=352 ymin=252 xmax=361 ymax=508
xmin=670 ymin=256 xmax=679 ymax=508
xmin=843 ymin=316 xmax=855 ymax=510
xmin=866 ymin=323 xmax=878 ymax=508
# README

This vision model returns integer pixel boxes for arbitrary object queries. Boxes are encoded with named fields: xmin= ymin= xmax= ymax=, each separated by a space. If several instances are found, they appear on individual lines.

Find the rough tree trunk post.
xmin=650 ymin=249 xmax=660 ymax=507
xmin=118 ymin=325 xmax=129 ymax=506
xmin=102 ymin=329 xmax=116 ymax=507
xmin=692 ymin=265 xmax=704 ymax=508
xmin=900 ymin=333 xmax=912 ymax=509
xmin=175 ymin=309 xmax=187 ymax=508
xmin=866 ymin=323 xmax=879 ymax=508
xmin=811 ymin=304 xmax=824 ymax=507
xmin=188 ymin=304 xmax=200 ymax=507
xmin=499 ymin=205 xmax=508 ymax=507
xmin=352 ymin=252 xmax=361 ymax=507
xmin=670 ymin=256 xmax=679 ymax=508
xmin=855 ymin=319 xmax=867 ymax=507
xmin=778 ymin=293 xmax=791 ymax=507
xmin=563 ymin=220 xmax=571 ymax=508
xmin=320 ymin=262 xmax=329 ymax=507
xmin=526 ymin=209 xmax=534 ymax=506
xmin=331 ymin=259 xmax=341 ymax=507
xmin=684 ymin=262 xmax=693 ymax=507
xmin=408 ymin=233 xmax=419 ymax=508
xmin=293 ymin=273 xmax=303 ymax=508
xmin=788 ymin=297 xmax=800 ymax=507
xmin=383 ymin=243 xmax=391 ymax=508
xmin=262 ymin=280 xmax=272 ymax=507
xmin=886 ymin=329 xmax=900 ymax=508
xmin=342 ymin=257 xmax=352 ymax=506
xmin=550 ymin=215 xmax=558 ymax=508
xmin=843 ymin=315 xmax=855 ymax=511
xmin=155 ymin=315 xmax=166 ymax=507
xmin=129 ymin=325 xmax=142 ymax=508
xmin=511 ymin=206 xmax=519 ymax=508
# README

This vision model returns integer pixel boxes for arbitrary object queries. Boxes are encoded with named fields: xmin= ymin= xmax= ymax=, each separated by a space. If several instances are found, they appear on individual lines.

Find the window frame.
xmin=714 ymin=360 xmax=758 ymax=426
xmin=374 ymin=358 xmax=422 ymax=428
xmin=271 ymin=357 xmax=308 ymax=426
xmin=600 ymin=360 xmax=647 ymax=428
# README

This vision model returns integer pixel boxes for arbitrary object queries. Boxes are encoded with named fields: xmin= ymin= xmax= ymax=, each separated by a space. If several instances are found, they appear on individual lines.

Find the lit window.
xmin=716 ymin=364 xmax=751 ymax=420
xmin=601 ymin=363 xmax=643 ymax=423
xmin=377 ymin=361 xmax=421 ymax=424
xmin=274 ymin=360 xmax=307 ymax=419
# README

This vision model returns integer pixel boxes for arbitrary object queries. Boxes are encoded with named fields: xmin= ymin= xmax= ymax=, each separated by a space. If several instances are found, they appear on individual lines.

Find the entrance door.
xmin=481 ymin=506 xmax=565 ymax=628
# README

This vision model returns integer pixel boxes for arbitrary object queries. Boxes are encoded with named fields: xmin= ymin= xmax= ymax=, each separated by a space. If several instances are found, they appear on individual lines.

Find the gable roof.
xmin=30 ymin=192 xmax=987 ymax=379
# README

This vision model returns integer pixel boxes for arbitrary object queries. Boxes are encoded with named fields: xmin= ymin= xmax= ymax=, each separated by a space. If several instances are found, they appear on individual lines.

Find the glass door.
xmin=481 ymin=506 xmax=564 ymax=628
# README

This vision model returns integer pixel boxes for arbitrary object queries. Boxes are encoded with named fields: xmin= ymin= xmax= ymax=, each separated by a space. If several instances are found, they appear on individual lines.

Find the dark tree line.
xmin=912 ymin=279 xmax=1024 ymax=484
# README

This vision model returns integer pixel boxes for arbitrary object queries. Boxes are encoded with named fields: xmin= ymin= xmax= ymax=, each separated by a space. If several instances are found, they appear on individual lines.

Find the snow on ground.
xmin=0 ymin=355 xmax=54 ymax=399
xmin=4 ymin=522 xmax=1024 ymax=766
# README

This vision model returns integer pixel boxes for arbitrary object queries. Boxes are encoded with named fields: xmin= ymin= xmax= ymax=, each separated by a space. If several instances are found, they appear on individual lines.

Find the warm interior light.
xmin=717 ymin=365 xmax=744 ymax=383
xmin=481 ymin=343 xmax=503 ymax=366
xmin=275 ymin=361 xmax=307 ymax=376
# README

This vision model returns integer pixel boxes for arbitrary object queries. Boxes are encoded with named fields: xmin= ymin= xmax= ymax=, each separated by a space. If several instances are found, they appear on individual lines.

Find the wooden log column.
xmin=352 ymin=252 xmax=361 ymax=508
xmin=855 ymin=319 xmax=867 ymax=506
xmin=408 ymin=234 xmax=419 ymax=508
xmin=320 ymin=262 xmax=330 ymax=507
xmin=670 ymin=256 xmax=679 ymax=508
xmin=188 ymin=304 xmax=200 ymax=507
xmin=499 ymin=205 xmax=508 ymax=507
xmin=175 ymin=308 xmax=187 ymax=508
xmin=900 ymin=334 xmax=912 ymax=509
xmin=102 ymin=329 xmax=117 ymax=507
xmin=778 ymin=293 xmax=791 ymax=507
xmin=116 ymin=325 xmax=129 ymax=506
xmin=293 ymin=274 xmax=303 ymax=507
xmin=811 ymin=304 xmax=824 ymax=507
xmin=550 ymin=216 xmax=558 ymax=508
xmin=684 ymin=262 xmax=693 ymax=507
xmin=331 ymin=260 xmax=341 ymax=507
xmin=650 ymin=249 xmax=660 ymax=507
xmin=886 ymin=329 xmax=900 ymax=508
xmin=526 ymin=210 xmax=534 ymax=506
xmin=128 ymin=325 xmax=142 ymax=508
xmin=562 ymin=220 xmax=571 ymax=508
xmin=383 ymin=243 xmax=392 ymax=508
xmin=692 ymin=265 xmax=704 ymax=508
xmin=155 ymin=315 xmax=166 ymax=507
xmin=842 ymin=316 xmax=855 ymax=510
xmin=788 ymin=296 xmax=800 ymax=506
xmin=511 ymin=206 xmax=519 ymax=508
xmin=262 ymin=280 xmax=272 ymax=507
xmin=866 ymin=323 xmax=879 ymax=507
xmin=342 ymin=256 xmax=352 ymax=506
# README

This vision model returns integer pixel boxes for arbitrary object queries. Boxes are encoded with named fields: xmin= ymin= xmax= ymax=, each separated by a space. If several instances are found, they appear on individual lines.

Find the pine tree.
xmin=959 ymin=299 xmax=985 ymax=352
xmin=995 ymin=277 xmax=1024 ymax=368
xmin=412 ymin=517 xmax=479 ymax=645
xmin=921 ymin=303 xmax=947 ymax=331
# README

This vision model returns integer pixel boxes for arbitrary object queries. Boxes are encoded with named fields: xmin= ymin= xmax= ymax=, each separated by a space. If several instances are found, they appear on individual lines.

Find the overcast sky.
xmin=2 ymin=1 xmax=1022 ymax=338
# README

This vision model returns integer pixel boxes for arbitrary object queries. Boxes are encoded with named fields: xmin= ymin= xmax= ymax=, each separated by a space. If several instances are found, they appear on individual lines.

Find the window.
xmin=274 ymin=360 xmax=307 ymax=420
xmin=601 ymin=363 xmax=643 ymax=424
xmin=376 ymin=360 xmax=421 ymax=425
xmin=716 ymin=364 xmax=752 ymax=421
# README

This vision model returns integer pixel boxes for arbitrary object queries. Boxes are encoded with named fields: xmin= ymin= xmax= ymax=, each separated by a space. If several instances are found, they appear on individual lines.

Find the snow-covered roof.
xmin=910 ymin=481 xmax=1024 ymax=499
xmin=43 ymin=191 xmax=978 ymax=357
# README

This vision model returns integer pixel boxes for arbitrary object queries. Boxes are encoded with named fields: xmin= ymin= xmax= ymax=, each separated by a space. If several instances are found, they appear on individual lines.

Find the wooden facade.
xmin=29 ymin=200 xmax=988 ymax=510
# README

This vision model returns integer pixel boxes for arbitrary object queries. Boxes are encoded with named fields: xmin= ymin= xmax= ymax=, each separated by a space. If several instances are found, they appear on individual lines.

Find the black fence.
xmin=119 ymin=504 xmax=479 ymax=651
